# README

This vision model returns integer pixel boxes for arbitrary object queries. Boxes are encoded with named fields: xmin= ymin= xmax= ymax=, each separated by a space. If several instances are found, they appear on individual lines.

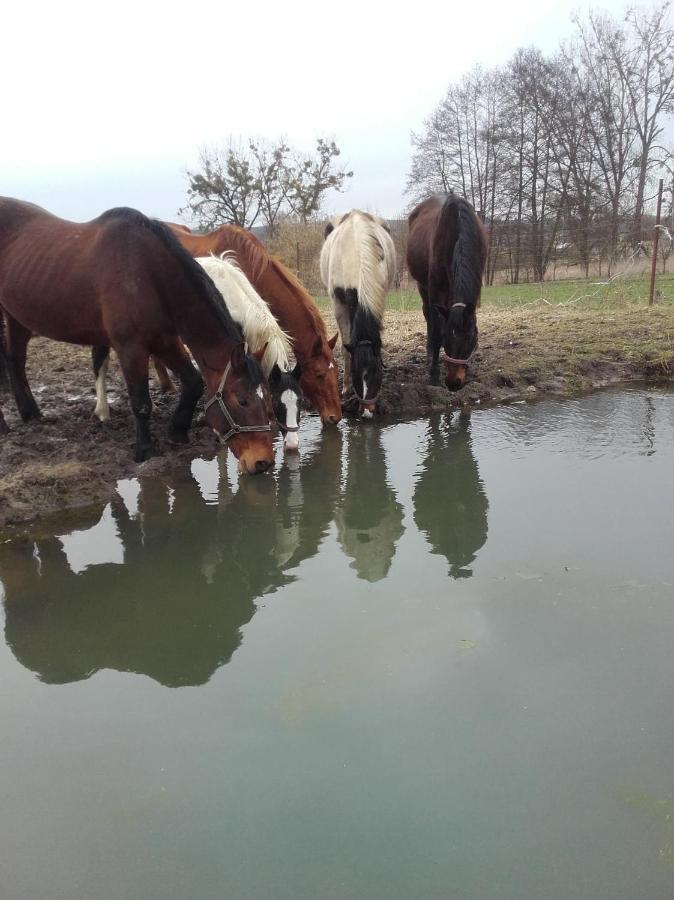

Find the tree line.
xmin=406 ymin=2 xmax=674 ymax=282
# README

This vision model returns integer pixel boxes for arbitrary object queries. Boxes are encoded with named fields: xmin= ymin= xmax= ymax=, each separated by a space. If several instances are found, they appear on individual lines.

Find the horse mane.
xmin=321 ymin=210 xmax=394 ymax=324
xmin=214 ymin=225 xmax=271 ymax=284
xmin=433 ymin=194 xmax=486 ymax=309
xmin=197 ymin=253 xmax=294 ymax=376
xmin=98 ymin=208 xmax=245 ymax=346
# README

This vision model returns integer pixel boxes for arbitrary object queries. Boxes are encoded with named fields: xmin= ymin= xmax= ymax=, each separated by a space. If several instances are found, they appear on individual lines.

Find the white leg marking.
xmin=281 ymin=389 xmax=300 ymax=452
xmin=94 ymin=356 xmax=110 ymax=422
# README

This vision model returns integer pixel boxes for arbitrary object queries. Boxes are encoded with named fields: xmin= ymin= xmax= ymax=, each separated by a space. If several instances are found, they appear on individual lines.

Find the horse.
xmin=94 ymin=254 xmax=304 ymax=452
xmin=406 ymin=194 xmax=488 ymax=390
xmin=166 ymin=223 xmax=343 ymax=426
xmin=0 ymin=198 xmax=275 ymax=472
xmin=320 ymin=210 xmax=396 ymax=418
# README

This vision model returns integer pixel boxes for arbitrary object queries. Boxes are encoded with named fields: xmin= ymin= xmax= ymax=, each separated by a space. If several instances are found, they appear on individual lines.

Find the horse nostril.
xmin=446 ymin=379 xmax=463 ymax=392
xmin=255 ymin=459 xmax=271 ymax=474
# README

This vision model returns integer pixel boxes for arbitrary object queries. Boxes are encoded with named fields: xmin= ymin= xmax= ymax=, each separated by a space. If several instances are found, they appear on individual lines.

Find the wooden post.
xmin=648 ymin=178 xmax=664 ymax=306
xmin=296 ymin=241 xmax=300 ymax=278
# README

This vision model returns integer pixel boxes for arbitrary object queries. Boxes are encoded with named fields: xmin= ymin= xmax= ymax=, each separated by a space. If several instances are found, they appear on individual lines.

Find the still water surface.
xmin=1 ymin=389 xmax=673 ymax=899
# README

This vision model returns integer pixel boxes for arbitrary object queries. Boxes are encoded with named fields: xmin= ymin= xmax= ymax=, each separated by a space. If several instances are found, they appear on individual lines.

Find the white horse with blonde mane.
xmin=320 ymin=210 xmax=396 ymax=418
xmin=93 ymin=253 xmax=303 ymax=450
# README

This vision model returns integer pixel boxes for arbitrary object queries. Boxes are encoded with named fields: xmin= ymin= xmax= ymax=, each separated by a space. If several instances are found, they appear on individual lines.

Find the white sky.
xmin=2 ymin=0 xmax=637 ymax=222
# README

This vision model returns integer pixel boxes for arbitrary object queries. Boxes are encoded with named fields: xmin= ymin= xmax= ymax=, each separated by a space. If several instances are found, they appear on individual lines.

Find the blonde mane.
xmin=320 ymin=210 xmax=396 ymax=322
xmin=197 ymin=254 xmax=293 ymax=375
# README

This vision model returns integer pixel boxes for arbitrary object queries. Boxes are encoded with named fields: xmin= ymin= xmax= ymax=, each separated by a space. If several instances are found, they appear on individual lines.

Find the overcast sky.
xmin=3 ymin=0 xmax=639 ymax=223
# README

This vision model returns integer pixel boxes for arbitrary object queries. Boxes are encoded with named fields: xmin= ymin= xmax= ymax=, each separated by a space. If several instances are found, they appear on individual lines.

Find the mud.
xmin=1 ymin=304 xmax=673 ymax=529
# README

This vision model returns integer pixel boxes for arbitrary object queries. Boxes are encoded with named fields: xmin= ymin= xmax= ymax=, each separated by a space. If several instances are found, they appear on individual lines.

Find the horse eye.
xmin=317 ymin=372 xmax=325 ymax=381
xmin=237 ymin=396 xmax=249 ymax=407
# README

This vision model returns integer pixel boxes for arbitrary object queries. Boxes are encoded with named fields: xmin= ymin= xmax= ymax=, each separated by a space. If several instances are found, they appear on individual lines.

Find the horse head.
xmin=300 ymin=333 xmax=342 ymax=427
xmin=269 ymin=362 xmax=303 ymax=452
xmin=437 ymin=302 xmax=477 ymax=391
xmin=203 ymin=343 xmax=275 ymax=474
xmin=343 ymin=338 xmax=383 ymax=419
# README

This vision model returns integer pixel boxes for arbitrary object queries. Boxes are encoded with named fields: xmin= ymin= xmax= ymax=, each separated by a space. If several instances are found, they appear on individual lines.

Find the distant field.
xmin=315 ymin=272 xmax=674 ymax=312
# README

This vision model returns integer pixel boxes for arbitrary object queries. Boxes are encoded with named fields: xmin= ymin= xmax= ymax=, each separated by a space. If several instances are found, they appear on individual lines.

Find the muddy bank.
xmin=1 ymin=305 xmax=673 ymax=529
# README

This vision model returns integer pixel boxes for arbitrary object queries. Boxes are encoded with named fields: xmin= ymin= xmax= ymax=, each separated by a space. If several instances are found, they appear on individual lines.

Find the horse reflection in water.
xmin=413 ymin=412 xmax=488 ymax=578
xmin=0 ymin=434 xmax=343 ymax=687
xmin=335 ymin=427 xmax=404 ymax=582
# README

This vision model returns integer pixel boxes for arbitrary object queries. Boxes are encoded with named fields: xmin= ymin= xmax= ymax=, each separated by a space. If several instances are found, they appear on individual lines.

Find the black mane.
xmin=98 ymin=207 xmax=244 ymax=345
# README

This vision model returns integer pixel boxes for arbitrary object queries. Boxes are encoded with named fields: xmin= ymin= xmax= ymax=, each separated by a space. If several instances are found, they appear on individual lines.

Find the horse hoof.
xmin=134 ymin=444 xmax=157 ymax=463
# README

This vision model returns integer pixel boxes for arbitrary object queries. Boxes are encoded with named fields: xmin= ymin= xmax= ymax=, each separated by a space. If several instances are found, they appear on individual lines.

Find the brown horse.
xmin=406 ymin=194 xmax=487 ymax=390
xmin=167 ymin=224 xmax=342 ymax=426
xmin=0 ymin=199 xmax=275 ymax=471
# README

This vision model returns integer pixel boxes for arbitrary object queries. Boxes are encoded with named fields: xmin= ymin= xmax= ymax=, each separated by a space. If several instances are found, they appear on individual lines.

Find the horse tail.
xmin=435 ymin=194 xmax=485 ymax=315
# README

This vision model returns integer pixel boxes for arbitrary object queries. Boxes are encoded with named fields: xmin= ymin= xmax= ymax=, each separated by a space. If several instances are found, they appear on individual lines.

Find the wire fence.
xmin=263 ymin=211 xmax=674 ymax=303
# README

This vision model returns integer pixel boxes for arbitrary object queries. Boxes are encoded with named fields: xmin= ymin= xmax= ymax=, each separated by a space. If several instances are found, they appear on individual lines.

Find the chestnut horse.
xmin=0 ymin=199 xmax=274 ymax=471
xmin=406 ymin=194 xmax=487 ymax=390
xmin=167 ymin=224 xmax=342 ymax=426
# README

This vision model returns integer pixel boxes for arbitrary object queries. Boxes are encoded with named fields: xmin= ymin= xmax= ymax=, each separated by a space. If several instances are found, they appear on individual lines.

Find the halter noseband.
xmin=204 ymin=360 xmax=272 ymax=443
xmin=444 ymin=302 xmax=473 ymax=366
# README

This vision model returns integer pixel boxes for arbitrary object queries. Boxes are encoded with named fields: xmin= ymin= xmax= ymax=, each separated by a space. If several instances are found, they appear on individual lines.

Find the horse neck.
xmin=258 ymin=262 xmax=325 ymax=358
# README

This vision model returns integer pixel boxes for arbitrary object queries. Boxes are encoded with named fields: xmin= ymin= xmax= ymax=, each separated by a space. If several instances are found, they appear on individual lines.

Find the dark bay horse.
xmin=0 ymin=199 xmax=274 ymax=471
xmin=167 ymin=224 xmax=343 ymax=426
xmin=406 ymin=194 xmax=487 ymax=389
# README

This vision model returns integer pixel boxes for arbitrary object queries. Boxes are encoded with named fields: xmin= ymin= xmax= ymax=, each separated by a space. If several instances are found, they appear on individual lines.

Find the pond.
xmin=1 ymin=388 xmax=673 ymax=900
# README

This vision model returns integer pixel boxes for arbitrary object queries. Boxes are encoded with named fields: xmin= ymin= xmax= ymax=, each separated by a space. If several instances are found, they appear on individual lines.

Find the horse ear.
xmin=324 ymin=222 xmax=334 ymax=239
xmin=269 ymin=363 xmax=282 ymax=383
xmin=292 ymin=360 xmax=303 ymax=381
xmin=328 ymin=332 xmax=338 ymax=350
xmin=252 ymin=342 xmax=268 ymax=364
xmin=343 ymin=342 xmax=354 ymax=354
xmin=230 ymin=342 xmax=247 ymax=372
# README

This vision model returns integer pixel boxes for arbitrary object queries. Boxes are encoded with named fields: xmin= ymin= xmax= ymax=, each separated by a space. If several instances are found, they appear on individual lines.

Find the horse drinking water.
xmin=406 ymin=194 xmax=487 ymax=390
xmin=0 ymin=199 xmax=274 ymax=471
xmin=94 ymin=254 xmax=304 ymax=452
xmin=320 ymin=211 xmax=396 ymax=418
xmin=167 ymin=224 xmax=342 ymax=426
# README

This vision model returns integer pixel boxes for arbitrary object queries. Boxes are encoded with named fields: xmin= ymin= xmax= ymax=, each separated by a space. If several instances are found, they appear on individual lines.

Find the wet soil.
xmin=1 ymin=304 xmax=673 ymax=529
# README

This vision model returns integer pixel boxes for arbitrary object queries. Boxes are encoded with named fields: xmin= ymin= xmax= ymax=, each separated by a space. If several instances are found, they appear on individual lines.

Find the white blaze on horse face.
xmin=328 ymin=362 xmax=335 ymax=370
xmin=94 ymin=355 xmax=110 ymax=422
xmin=256 ymin=385 xmax=264 ymax=400
xmin=281 ymin=388 xmax=299 ymax=452
xmin=362 ymin=376 xmax=368 ymax=400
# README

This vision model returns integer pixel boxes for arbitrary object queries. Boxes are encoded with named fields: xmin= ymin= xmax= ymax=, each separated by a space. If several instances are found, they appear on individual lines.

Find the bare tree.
xmin=609 ymin=2 xmax=674 ymax=242
xmin=183 ymin=137 xmax=353 ymax=231
xmin=283 ymin=139 xmax=353 ymax=223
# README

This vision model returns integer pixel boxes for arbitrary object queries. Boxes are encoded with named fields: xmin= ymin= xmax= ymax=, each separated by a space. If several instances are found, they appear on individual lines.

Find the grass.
xmin=315 ymin=272 xmax=674 ymax=312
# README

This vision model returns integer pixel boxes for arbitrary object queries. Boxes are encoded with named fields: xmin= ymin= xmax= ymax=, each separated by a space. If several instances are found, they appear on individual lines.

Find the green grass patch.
xmin=315 ymin=272 xmax=674 ymax=312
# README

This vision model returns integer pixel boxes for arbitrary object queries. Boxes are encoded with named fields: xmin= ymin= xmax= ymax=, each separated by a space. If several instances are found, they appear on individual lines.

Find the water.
xmin=1 ymin=388 xmax=673 ymax=900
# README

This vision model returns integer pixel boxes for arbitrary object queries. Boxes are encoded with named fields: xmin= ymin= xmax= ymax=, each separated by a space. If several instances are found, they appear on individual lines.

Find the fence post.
xmin=296 ymin=241 xmax=300 ymax=279
xmin=648 ymin=179 xmax=664 ymax=306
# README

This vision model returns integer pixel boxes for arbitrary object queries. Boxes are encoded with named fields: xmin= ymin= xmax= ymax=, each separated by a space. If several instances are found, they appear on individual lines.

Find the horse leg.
xmin=334 ymin=299 xmax=353 ymax=395
xmin=0 ymin=309 xmax=9 ymax=393
xmin=5 ymin=316 xmax=41 ymax=421
xmin=116 ymin=345 xmax=155 ymax=462
xmin=92 ymin=346 xmax=111 ymax=422
xmin=155 ymin=342 xmax=204 ymax=444
xmin=426 ymin=308 xmax=442 ymax=386
xmin=153 ymin=356 xmax=175 ymax=393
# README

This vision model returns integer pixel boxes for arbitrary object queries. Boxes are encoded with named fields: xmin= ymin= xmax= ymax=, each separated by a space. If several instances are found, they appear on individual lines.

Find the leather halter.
xmin=445 ymin=302 xmax=473 ymax=366
xmin=204 ymin=361 xmax=272 ymax=443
